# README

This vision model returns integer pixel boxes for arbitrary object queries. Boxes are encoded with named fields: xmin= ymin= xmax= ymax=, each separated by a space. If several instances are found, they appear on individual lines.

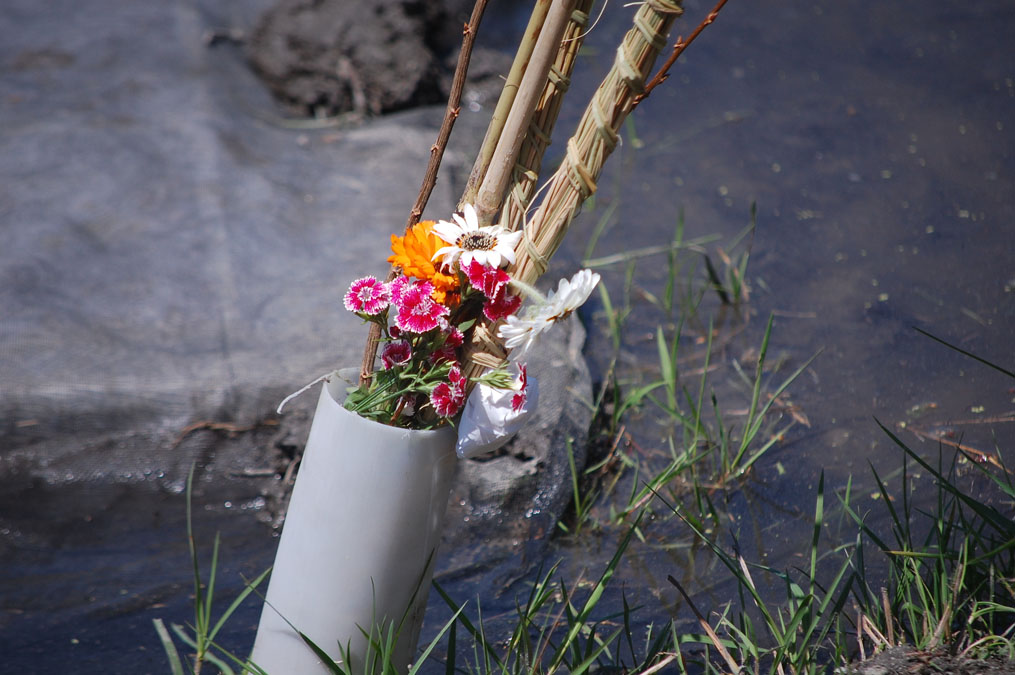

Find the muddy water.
xmin=527 ymin=0 xmax=1015 ymax=644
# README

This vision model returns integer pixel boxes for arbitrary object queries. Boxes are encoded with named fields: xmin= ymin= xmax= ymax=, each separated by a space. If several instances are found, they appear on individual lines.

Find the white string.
xmin=276 ymin=371 xmax=335 ymax=414
xmin=564 ymin=0 xmax=612 ymax=43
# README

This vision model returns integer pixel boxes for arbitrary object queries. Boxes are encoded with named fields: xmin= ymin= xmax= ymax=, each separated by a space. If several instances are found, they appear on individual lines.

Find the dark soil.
xmin=846 ymin=647 xmax=1015 ymax=675
xmin=246 ymin=0 xmax=510 ymax=117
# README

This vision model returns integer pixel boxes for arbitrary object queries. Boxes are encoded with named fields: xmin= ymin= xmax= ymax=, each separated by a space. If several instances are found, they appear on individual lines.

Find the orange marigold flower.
xmin=388 ymin=220 xmax=460 ymax=304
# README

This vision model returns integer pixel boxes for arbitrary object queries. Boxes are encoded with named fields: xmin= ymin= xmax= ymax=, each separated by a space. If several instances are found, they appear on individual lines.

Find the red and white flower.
xmin=429 ymin=327 xmax=464 ymax=364
xmin=393 ymin=280 xmax=450 ymax=333
xmin=484 ymin=286 xmax=522 ymax=321
xmin=381 ymin=340 xmax=412 ymax=369
xmin=389 ymin=275 xmax=411 ymax=305
xmin=343 ymin=276 xmax=390 ymax=315
xmin=464 ymin=260 xmax=510 ymax=299
xmin=511 ymin=364 xmax=528 ymax=413
xmin=430 ymin=364 xmax=467 ymax=418
xmin=462 ymin=260 xmax=521 ymax=321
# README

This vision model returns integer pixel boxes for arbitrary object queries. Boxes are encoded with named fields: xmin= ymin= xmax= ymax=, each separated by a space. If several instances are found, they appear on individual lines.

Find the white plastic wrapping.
xmin=249 ymin=375 xmax=457 ymax=674
xmin=455 ymin=375 xmax=538 ymax=459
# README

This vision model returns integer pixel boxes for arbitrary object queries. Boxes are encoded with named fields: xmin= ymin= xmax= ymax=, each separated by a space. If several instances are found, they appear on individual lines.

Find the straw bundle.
xmin=476 ymin=0 xmax=595 ymax=233
xmin=511 ymin=0 xmax=684 ymax=285
xmin=462 ymin=0 xmax=684 ymax=378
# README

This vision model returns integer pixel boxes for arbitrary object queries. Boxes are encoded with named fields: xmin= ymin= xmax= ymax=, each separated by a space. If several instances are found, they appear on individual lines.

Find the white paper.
xmin=455 ymin=375 xmax=538 ymax=459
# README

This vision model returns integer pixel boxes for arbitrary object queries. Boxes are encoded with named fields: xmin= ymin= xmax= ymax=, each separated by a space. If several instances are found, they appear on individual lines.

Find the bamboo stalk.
xmin=472 ymin=0 xmax=577 ymax=226
xmin=461 ymin=0 xmax=554 ymax=208
xmin=359 ymin=0 xmax=489 ymax=386
xmin=497 ymin=0 xmax=594 ymax=233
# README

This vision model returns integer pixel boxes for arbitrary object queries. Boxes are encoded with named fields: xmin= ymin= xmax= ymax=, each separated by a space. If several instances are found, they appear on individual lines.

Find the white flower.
xmin=432 ymin=203 xmax=523 ymax=269
xmin=498 ymin=269 xmax=601 ymax=359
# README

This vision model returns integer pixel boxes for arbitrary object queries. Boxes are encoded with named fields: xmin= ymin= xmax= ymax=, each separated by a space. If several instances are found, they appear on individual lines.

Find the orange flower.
xmin=388 ymin=220 xmax=460 ymax=304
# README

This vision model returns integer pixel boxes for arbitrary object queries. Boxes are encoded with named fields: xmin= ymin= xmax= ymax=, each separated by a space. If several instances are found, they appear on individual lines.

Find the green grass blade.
xmin=297 ymin=630 xmax=347 ymax=674
xmin=876 ymin=419 xmax=1015 ymax=538
xmin=153 ymin=618 xmax=186 ymax=675
xmin=913 ymin=327 xmax=1015 ymax=378
xmin=408 ymin=605 xmax=465 ymax=675
xmin=547 ymin=514 xmax=642 ymax=671
xmin=208 ymin=566 xmax=272 ymax=644
xmin=204 ymin=531 xmax=221 ymax=636
xmin=433 ymin=581 xmax=504 ymax=670
xmin=200 ymin=649 xmax=235 ymax=675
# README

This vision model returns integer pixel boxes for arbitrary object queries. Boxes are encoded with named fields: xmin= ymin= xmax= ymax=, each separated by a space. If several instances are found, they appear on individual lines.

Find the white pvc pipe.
xmin=249 ymin=376 xmax=457 ymax=674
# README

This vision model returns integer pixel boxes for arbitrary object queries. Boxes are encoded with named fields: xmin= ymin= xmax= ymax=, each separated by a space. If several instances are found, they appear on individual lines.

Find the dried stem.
xmin=634 ymin=0 xmax=729 ymax=106
xmin=358 ymin=0 xmax=489 ymax=386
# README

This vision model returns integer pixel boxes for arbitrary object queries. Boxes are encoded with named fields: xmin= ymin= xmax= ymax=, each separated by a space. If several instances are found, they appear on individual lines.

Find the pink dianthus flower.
xmin=343 ymin=276 xmax=390 ymax=315
xmin=430 ymin=364 xmax=467 ymax=418
xmin=393 ymin=280 xmax=450 ymax=333
xmin=464 ymin=260 xmax=511 ymax=300
xmin=381 ymin=340 xmax=412 ymax=369
xmin=429 ymin=326 xmax=466 ymax=364
xmin=512 ymin=364 xmax=529 ymax=413
xmin=483 ymin=287 xmax=522 ymax=321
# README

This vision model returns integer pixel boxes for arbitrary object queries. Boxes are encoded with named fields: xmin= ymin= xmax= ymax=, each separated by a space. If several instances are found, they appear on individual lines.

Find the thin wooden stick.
xmin=358 ymin=0 xmax=489 ymax=386
xmin=634 ymin=0 xmax=729 ymax=106
xmin=405 ymin=0 xmax=490 ymax=230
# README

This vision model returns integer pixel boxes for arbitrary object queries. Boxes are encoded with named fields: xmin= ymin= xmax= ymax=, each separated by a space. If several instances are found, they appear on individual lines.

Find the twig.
xmin=358 ymin=0 xmax=489 ymax=386
xmin=904 ymin=425 xmax=1008 ymax=471
xmin=633 ymin=0 xmax=730 ymax=107
xmin=172 ymin=419 xmax=278 ymax=448
xmin=405 ymin=1 xmax=490 ymax=230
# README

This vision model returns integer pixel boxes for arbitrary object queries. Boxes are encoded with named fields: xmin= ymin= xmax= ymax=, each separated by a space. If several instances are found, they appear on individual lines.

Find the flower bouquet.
xmin=248 ymin=0 xmax=720 ymax=670
xmin=342 ymin=205 xmax=599 ymax=454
